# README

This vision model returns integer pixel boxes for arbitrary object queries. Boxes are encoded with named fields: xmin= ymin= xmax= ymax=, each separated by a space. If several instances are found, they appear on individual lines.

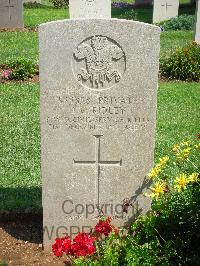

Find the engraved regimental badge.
xmin=73 ymin=35 xmax=126 ymax=90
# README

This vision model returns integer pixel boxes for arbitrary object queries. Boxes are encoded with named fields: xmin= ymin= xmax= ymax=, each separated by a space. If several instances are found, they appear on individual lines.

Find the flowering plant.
xmin=2 ymin=69 xmax=12 ymax=79
xmin=52 ymin=216 xmax=118 ymax=262
xmin=112 ymin=2 xmax=135 ymax=9
xmin=160 ymin=42 xmax=200 ymax=81
xmin=52 ymin=233 xmax=96 ymax=258
xmin=2 ymin=58 xmax=37 ymax=80
xmin=71 ymin=233 xmax=96 ymax=257
xmin=52 ymin=136 xmax=199 ymax=265
xmin=95 ymin=216 xmax=119 ymax=237
xmin=52 ymin=236 xmax=72 ymax=257
xmin=145 ymin=137 xmax=199 ymax=200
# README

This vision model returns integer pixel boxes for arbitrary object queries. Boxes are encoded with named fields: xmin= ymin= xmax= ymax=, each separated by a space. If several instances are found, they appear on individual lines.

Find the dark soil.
xmin=0 ymin=27 xmax=38 ymax=33
xmin=0 ymin=68 xmax=39 ymax=84
xmin=0 ymin=213 xmax=64 ymax=266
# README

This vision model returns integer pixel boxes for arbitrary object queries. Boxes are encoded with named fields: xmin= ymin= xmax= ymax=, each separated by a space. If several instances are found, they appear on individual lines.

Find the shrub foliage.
xmin=119 ymin=9 xmax=138 ymax=21
xmin=49 ymin=0 xmax=69 ymax=8
xmin=2 ymin=58 xmax=37 ymax=80
xmin=157 ymin=15 xmax=196 ymax=31
xmin=160 ymin=42 xmax=200 ymax=81
xmin=23 ymin=2 xmax=43 ymax=8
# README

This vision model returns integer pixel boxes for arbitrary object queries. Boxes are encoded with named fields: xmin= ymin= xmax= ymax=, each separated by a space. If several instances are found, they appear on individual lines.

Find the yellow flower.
xmin=159 ymin=156 xmax=169 ymax=166
xmin=172 ymin=141 xmax=190 ymax=158
xmin=174 ymin=173 xmax=189 ymax=192
xmin=172 ymin=144 xmax=179 ymax=152
xmin=188 ymin=173 xmax=199 ymax=183
xmin=150 ymin=181 xmax=167 ymax=200
xmin=147 ymin=156 xmax=169 ymax=180
xmin=180 ymin=141 xmax=189 ymax=146
xmin=147 ymin=165 xmax=162 ymax=179
xmin=194 ymin=143 xmax=200 ymax=149
xmin=176 ymin=147 xmax=191 ymax=161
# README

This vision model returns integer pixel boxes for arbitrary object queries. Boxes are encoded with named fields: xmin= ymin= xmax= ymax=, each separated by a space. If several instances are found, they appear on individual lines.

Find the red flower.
xmin=95 ymin=217 xmax=114 ymax=236
xmin=52 ymin=236 xmax=72 ymax=257
xmin=52 ymin=233 xmax=96 ymax=258
xmin=71 ymin=233 xmax=96 ymax=257
xmin=112 ymin=226 xmax=119 ymax=236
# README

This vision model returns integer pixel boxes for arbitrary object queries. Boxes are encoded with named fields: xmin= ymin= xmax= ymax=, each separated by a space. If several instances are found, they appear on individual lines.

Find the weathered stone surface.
xmin=194 ymin=0 xmax=200 ymax=43
xmin=0 ymin=0 xmax=23 ymax=29
xmin=69 ymin=0 xmax=111 ymax=19
xmin=39 ymin=19 xmax=160 ymax=249
xmin=153 ymin=0 xmax=179 ymax=23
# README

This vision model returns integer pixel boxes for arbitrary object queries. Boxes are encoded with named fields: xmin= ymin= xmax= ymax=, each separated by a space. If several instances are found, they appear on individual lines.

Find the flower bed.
xmin=52 ymin=136 xmax=200 ymax=265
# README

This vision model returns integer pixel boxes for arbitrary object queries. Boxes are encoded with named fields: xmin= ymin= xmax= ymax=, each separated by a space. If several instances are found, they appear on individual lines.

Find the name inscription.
xmin=45 ymin=93 xmax=151 ymax=132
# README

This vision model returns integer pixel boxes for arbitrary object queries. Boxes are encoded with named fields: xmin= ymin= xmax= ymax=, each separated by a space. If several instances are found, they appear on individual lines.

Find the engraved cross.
xmin=161 ymin=2 xmax=172 ymax=12
xmin=73 ymin=135 xmax=122 ymax=206
xmin=5 ymin=0 xmax=14 ymax=21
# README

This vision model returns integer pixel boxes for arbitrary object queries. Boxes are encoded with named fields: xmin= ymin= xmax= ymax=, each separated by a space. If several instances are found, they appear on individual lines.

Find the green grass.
xmin=0 ymin=4 xmax=195 ymax=64
xmin=0 ymin=30 xmax=193 ymax=65
xmin=160 ymin=30 xmax=193 ymax=58
xmin=155 ymin=82 xmax=200 ymax=159
xmin=0 ymin=262 xmax=8 ymax=266
xmin=0 ymin=82 xmax=199 ymax=211
xmin=0 ymin=83 xmax=41 ymax=211
xmin=21 ymin=3 xmax=195 ymax=27
xmin=112 ymin=8 xmax=153 ymax=23
xmin=0 ymin=32 xmax=38 ymax=64
xmin=24 ymin=7 xmax=69 ymax=27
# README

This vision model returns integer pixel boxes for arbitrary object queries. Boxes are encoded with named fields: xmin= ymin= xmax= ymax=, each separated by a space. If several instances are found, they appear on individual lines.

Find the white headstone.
xmin=194 ymin=0 xmax=200 ymax=43
xmin=153 ymin=0 xmax=179 ymax=23
xmin=0 ymin=0 xmax=23 ymax=29
xmin=40 ymin=2 xmax=160 ymax=250
xmin=69 ymin=0 xmax=111 ymax=19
